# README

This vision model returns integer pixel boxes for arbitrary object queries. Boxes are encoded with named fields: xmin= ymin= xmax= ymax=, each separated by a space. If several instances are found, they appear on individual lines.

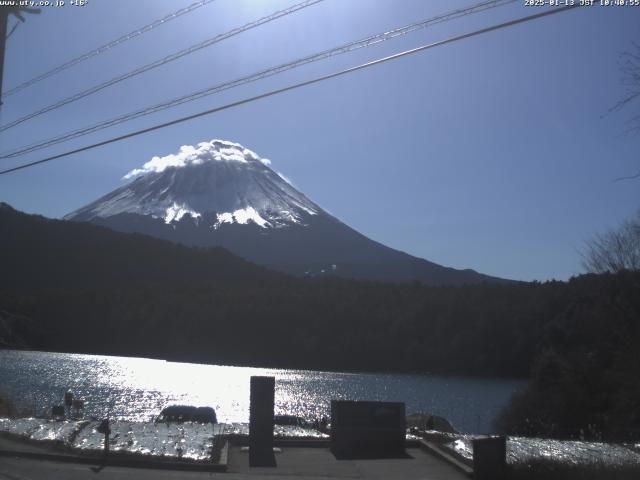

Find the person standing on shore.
xmin=64 ymin=390 xmax=73 ymax=419
xmin=97 ymin=418 xmax=111 ymax=465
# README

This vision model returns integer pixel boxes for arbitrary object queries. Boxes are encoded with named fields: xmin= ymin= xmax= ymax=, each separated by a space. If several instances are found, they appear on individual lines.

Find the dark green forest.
xmin=2 ymin=203 xmax=639 ymax=441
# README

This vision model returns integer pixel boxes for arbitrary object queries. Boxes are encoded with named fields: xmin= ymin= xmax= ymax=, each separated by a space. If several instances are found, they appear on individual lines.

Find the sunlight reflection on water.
xmin=0 ymin=350 xmax=524 ymax=433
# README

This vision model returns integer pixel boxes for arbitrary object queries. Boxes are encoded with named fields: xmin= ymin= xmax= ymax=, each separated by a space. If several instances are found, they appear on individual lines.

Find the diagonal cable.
xmin=0 ymin=0 xmax=515 ymax=159
xmin=0 ymin=0 xmax=324 ymax=132
xmin=2 ymin=0 xmax=218 ymax=98
xmin=0 ymin=4 xmax=581 ymax=177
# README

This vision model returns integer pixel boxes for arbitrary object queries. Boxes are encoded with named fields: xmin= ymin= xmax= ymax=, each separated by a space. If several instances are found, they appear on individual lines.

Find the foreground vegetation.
xmin=495 ymin=270 xmax=640 ymax=442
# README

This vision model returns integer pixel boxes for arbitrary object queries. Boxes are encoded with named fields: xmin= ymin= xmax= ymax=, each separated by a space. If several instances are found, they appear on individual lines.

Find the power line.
xmin=2 ymin=0 xmax=218 ymax=99
xmin=0 ymin=4 xmax=580 ymax=177
xmin=0 ymin=0 xmax=323 ymax=133
xmin=0 ymin=0 xmax=516 ymax=159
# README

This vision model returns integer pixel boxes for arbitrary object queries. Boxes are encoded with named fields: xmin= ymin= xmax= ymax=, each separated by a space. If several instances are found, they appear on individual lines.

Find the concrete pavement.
xmin=228 ymin=446 xmax=468 ymax=479
xmin=0 ymin=446 xmax=469 ymax=479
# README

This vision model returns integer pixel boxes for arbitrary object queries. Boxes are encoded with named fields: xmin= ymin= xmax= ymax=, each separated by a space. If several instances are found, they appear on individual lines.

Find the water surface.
xmin=0 ymin=350 xmax=524 ymax=433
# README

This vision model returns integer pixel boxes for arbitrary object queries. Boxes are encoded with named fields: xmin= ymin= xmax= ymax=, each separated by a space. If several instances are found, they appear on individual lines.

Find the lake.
xmin=0 ymin=350 xmax=524 ymax=433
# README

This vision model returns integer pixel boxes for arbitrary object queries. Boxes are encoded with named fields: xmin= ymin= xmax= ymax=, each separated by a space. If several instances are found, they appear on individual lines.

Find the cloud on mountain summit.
xmin=124 ymin=139 xmax=271 ymax=179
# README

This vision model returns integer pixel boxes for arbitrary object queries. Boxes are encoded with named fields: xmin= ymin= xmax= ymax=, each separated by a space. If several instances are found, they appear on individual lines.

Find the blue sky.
xmin=0 ymin=0 xmax=638 ymax=281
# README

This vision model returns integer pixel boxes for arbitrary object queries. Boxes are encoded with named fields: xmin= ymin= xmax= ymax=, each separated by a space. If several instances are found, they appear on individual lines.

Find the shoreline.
xmin=0 ymin=347 xmax=529 ymax=381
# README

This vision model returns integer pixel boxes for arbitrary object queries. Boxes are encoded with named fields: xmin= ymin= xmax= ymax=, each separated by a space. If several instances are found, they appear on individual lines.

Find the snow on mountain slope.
xmin=66 ymin=140 xmax=319 ymax=229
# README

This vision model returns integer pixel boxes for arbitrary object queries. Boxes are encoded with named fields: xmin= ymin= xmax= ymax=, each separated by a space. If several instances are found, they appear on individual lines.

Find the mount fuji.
xmin=66 ymin=139 xmax=505 ymax=285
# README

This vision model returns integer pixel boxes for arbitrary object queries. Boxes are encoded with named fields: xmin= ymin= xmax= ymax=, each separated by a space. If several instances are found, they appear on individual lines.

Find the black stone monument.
xmin=249 ymin=376 xmax=276 ymax=467
xmin=331 ymin=400 xmax=406 ymax=459
xmin=472 ymin=435 xmax=506 ymax=480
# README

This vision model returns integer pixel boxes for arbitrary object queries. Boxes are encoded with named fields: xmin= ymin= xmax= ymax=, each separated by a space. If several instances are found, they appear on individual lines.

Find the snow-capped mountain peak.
xmin=66 ymin=139 xmax=320 ymax=229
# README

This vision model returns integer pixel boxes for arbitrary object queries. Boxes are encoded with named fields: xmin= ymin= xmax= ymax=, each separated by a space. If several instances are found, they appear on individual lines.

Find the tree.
xmin=611 ymin=41 xmax=640 ymax=180
xmin=582 ymin=211 xmax=640 ymax=273
xmin=612 ymin=41 xmax=640 ymax=124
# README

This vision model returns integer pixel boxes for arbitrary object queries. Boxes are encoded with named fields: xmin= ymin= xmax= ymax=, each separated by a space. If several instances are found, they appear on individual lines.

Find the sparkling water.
xmin=0 ymin=350 xmax=523 ymax=433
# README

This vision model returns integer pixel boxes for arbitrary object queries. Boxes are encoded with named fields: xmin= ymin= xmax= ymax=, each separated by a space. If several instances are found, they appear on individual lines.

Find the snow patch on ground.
xmin=0 ymin=418 xmax=86 ymax=444
xmin=0 ymin=418 xmax=327 ymax=462
xmin=445 ymin=435 xmax=640 ymax=467
xmin=74 ymin=420 xmax=218 ymax=460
